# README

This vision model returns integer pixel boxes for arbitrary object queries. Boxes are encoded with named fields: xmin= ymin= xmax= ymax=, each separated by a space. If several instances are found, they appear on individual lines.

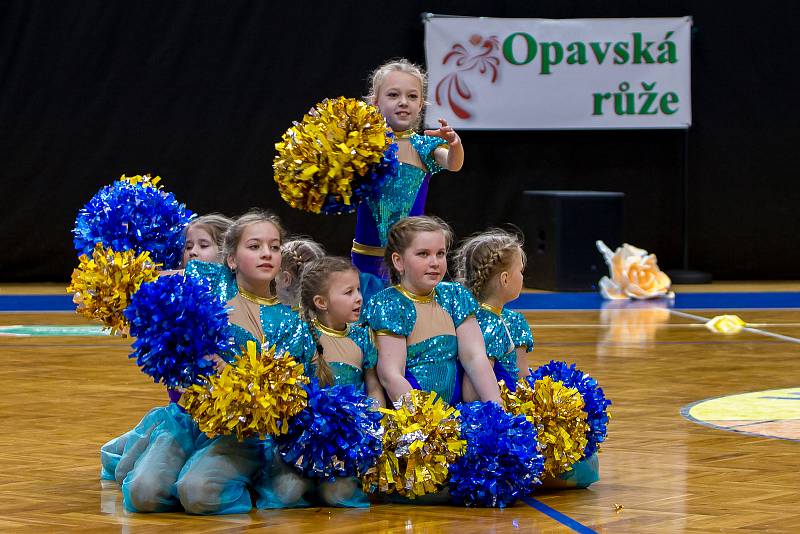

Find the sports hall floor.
xmin=1 ymin=281 xmax=799 ymax=533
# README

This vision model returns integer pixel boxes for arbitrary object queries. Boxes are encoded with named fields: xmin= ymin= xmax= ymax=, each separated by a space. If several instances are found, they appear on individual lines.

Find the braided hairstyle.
xmin=278 ymin=238 xmax=326 ymax=308
xmin=299 ymin=256 xmax=358 ymax=387
xmin=453 ymin=228 xmax=526 ymax=301
xmin=223 ymin=208 xmax=286 ymax=296
xmin=384 ymin=216 xmax=453 ymax=285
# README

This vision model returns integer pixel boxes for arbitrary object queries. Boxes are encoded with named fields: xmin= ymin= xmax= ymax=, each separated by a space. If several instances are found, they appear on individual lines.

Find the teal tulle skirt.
xmin=101 ymin=407 xmax=597 ymax=513
xmin=254 ymin=455 xmax=369 ymax=509
xmin=175 ymin=434 xmax=269 ymax=514
xmin=100 ymin=403 xmax=200 ymax=512
xmin=101 ymin=407 xmax=372 ymax=514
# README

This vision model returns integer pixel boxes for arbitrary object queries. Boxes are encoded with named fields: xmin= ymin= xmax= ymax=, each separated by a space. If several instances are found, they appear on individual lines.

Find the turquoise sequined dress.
xmin=352 ymin=134 xmax=447 ymax=283
xmin=186 ymin=261 xmax=310 ymax=360
xmin=475 ymin=306 xmax=534 ymax=385
xmin=364 ymin=282 xmax=477 ymax=404
xmin=304 ymin=323 xmax=378 ymax=392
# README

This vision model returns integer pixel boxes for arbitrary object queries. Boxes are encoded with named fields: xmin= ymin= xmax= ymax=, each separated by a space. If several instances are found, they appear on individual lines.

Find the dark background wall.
xmin=2 ymin=0 xmax=798 ymax=282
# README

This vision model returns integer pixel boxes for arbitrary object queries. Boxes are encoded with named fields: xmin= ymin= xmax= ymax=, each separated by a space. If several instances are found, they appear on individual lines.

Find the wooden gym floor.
xmin=1 ymin=282 xmax=799 ymax=532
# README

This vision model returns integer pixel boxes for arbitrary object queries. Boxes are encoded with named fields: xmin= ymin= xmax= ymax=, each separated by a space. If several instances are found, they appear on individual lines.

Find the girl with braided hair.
xmin=456 ymin=229 xmax=601 ymax=490
xmin=453 ymin=229 xmax=534 ymax=394
xmin=276 ymin=238 xmax=326 ymax=309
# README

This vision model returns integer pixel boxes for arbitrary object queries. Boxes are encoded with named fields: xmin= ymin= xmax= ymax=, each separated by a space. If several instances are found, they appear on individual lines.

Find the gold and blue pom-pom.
xmin=181 ymin=341 xmax=310 ymax=441
xmin=361 ymin=390 xmax=466 ymax=499
xmin=273 ymin=96 xmax=397 ymax=214
xmin=276 ymin=380 xmax=383 ymax=481
xmin=73 ymin=173 xmax=193 ymax=269
xmin=319 ymin=131 xmax=398 ymax=215
xmin=66 ymin=243 xmax=159 ymax=335
xmin=449 ymin=401 xmax=544 ymax=508
xmin=529 ymin=361 xmax=611 ymax=458
xmin=501 ymin=376 xmax=589 ymax=477
xmin=124 ymin=274 xmax=233 ymax=388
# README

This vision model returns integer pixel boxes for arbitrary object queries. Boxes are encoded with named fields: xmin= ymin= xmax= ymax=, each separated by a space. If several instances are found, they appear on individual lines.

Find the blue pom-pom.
xmin=276 ymin=381 xmax=383 ymax=481
xmin=124 ymin=274 xmax=232 ymax=388
xmin=320 ymin=134 xmax=399 ymax=215
xmin=528 ymin=361 xmax=611 ymax=458
xmin=450 ymin=401 xmax=544 ymax=508
xmin=73 ymin=177 xmax=193 ymax=269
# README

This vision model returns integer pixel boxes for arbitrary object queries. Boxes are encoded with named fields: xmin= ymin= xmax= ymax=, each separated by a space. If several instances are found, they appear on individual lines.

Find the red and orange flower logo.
xmin=435 ymin=35 xmax=502 ymax=119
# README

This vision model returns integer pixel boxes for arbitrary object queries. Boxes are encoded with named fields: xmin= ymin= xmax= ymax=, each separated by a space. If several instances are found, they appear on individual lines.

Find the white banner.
xmin=424 ymin=15 xmax=692 ymax=130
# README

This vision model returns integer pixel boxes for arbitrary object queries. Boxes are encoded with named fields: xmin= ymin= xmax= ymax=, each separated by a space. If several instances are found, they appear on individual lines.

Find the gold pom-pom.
xmin=273 ymin=96 xmax=391 ymax=213
xmin=66 ymin=243 xmax=159 ymax=336
xmin=501 ymin=377 xmax=589 ymax=476
xmin=181 ymin=341 xmax=310 ymax=441
xmin=362 ymin=390 xmax=466 ymax=499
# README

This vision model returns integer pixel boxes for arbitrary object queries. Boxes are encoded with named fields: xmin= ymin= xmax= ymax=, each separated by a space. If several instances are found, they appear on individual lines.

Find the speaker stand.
xmin=668 ymin=128 xmax=712 ymax=285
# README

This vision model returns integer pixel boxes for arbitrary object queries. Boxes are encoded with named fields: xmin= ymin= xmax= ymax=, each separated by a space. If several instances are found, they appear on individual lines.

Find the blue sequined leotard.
xmin=475 ymin=304 xmax=534 ymax=387
xmin=185 ymin=261 xmax=311 ymax=364
xmin=302 ymin=322 xmax=378 ymax=391
xmin=504 ymin=308 xmax=534 ymax=355
xmin=352 ymin=134 xmax=447 ymax=281
xmin=364 ymin=281 xmax=477 ymax=404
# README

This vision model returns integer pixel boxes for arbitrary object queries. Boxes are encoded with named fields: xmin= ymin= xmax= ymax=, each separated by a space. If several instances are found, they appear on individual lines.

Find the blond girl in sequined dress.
xmin=352 ymin=59 xmax=464 ymax=293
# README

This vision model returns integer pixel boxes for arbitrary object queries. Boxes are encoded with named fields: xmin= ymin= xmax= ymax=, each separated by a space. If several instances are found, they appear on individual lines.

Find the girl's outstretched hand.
xmin=424 ymin=118 xmax=461 ymax=146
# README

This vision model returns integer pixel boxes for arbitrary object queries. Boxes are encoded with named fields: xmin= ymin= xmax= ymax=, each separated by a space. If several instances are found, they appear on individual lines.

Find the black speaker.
xmin=517 ymin=191 xmax=624 ymax=291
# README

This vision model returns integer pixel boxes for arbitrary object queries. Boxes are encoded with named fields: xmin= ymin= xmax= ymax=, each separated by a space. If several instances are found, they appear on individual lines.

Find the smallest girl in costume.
xmin=300 ymin=257 xmax=383 ymax=404
xmin=453 ymin=229 xmax=534 ymax=392
xmin=296 ymin=256 xmax=384 ymax=507
xmin=275 ymin=238 xmax=326 ymax=309
xmin=364 ymin=216 xmax=501 ymax=406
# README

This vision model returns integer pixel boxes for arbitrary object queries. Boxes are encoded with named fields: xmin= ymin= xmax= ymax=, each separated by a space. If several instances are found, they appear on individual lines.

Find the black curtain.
xmin=2 ymin=0 xmax=798 ymax=281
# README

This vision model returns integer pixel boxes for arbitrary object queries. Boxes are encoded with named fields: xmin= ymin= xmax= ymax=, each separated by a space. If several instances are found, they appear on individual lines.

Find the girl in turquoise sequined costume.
xmin=364 ymin=216 xmax=500 ymax=407
xmin=299 ymin=257 xmax=382 ymax=403
xmin=455 ymin=228 xmax=600 ymax=490
xmin=276 ymin=256 xmax=384 ymax=508
xmin=99 ymin=213 xmax=233 ymax=513
xmin=172 ymin=210 xmax=313 ymax=515
xmin=453 ymin=229 xmax=534 ymax=393
xmin=352 ymin=59 xmax=464 ymax=294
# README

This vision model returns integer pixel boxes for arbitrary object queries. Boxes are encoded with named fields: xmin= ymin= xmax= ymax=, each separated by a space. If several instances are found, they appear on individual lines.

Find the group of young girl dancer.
xmin=98 ymin=58 xmax=571 ymax=515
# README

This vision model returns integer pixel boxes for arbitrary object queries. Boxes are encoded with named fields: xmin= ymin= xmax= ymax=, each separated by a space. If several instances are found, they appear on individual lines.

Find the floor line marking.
xmin=669 ymin=310 xmax=800 ymax=344
xmin=522 ymin=497 xmax=598 ymax=533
